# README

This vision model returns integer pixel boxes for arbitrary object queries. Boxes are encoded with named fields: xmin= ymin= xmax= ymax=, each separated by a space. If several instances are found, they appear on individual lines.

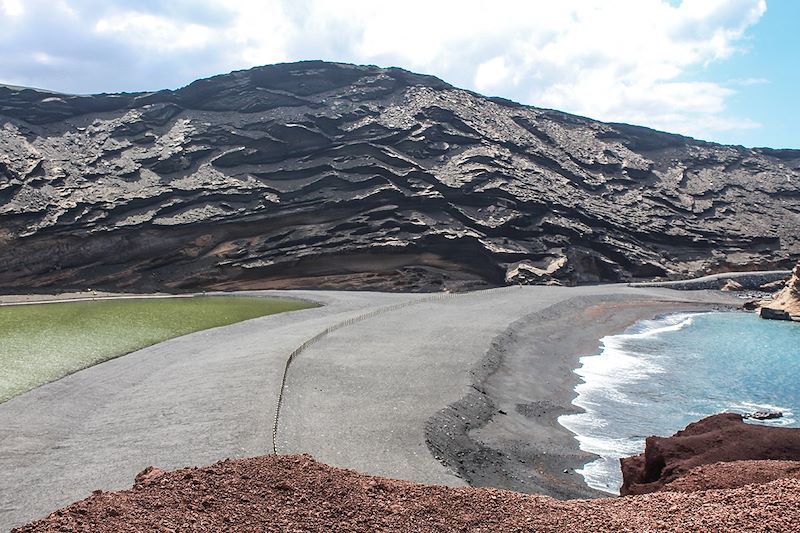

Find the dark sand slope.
xmin=426 ymin=296 xmax=732 ymax=499
xmin=0 ymin=286 xmax=738 ymax=530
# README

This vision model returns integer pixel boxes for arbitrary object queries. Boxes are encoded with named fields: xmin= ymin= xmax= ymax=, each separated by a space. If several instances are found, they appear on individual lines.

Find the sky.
xmin=0 ymin=0 xmax=797 ymax=149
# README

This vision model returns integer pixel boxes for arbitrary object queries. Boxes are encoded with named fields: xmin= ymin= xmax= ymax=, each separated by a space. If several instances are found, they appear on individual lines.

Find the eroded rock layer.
xmin=1 ymin=61 xmax=798 ymax=291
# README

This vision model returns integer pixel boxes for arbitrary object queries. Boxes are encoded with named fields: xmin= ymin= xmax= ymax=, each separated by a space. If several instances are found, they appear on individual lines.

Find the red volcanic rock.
xmin=13 ymin=454 xmax=800 ymax=532
xmin=662 ymin=460 xmax=800 ymax=493
xmin=133 ymin=466 xmax=165 ymax=486
xmin=620 ymin=413 xmax=800 ymax=495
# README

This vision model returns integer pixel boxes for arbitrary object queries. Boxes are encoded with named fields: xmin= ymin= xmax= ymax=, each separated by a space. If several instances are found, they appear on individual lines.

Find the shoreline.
xmin=426 ymin=293 xmax=738 ymax=499
xmin=0 ymin=286 xmax=745 ymax=529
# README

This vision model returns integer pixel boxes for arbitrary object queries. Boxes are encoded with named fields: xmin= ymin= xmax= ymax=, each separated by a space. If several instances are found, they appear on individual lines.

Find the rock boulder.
xmin=720 ymin=279 xmax=744 ymax=291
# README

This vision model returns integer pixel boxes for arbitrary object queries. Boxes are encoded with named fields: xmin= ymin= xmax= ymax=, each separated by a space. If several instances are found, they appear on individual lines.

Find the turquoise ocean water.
xmin=558 ymin=311 xmax=800 ymax=494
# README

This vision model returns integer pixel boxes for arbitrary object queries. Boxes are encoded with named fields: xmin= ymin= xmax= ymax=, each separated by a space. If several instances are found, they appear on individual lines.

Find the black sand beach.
xmin=427 ymin=294 xmax=737 ymax=498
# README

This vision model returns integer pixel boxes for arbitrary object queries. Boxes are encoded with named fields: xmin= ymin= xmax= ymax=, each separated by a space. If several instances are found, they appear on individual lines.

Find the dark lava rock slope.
xmin=1 ymin=61 xmax=798 ymax=292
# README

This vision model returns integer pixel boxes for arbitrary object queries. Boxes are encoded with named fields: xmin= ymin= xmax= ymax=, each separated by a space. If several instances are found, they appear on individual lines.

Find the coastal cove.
xmin=426 ymin=290 xmax=742 ymax=499
xmin=561 ymin=310 xmax=800 ymax=494
xmin=2 ymin=6 xmax=800 ymax=526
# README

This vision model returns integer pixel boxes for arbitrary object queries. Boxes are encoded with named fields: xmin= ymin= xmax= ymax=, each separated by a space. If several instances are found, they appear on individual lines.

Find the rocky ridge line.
xmin=1 ymin=61 xmax=798 ymax=292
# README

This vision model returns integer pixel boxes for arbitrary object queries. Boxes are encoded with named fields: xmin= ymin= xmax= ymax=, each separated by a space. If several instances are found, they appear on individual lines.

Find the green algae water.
xmin=0 ymin=296 xmax=315 ymax=402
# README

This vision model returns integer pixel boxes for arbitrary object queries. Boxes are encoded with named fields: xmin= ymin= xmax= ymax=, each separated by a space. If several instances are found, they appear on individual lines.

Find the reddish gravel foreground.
xmin=14 ymin=455 xmax=800 ymax=532
xmin=662 ymin=460 xmax=800 ymax=493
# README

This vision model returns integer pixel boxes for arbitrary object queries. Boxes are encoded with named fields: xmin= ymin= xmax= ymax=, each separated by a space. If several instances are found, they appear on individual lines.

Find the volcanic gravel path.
xmin=0 ymin=286 xmax=739 ymax=530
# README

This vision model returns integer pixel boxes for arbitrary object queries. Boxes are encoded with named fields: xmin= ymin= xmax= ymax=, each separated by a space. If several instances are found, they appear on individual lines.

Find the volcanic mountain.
xmin=1 ymin=61 xmax=798 ymax=292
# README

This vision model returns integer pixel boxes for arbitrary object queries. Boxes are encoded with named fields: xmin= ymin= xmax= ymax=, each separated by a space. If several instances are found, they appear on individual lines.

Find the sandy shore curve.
xmin=0 ymin=285 xmax=741 ymax=530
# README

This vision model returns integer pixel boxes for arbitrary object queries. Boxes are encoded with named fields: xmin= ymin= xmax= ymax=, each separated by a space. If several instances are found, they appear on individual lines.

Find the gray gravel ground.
xmin=0 ymin=285 xmax=740 ymax=530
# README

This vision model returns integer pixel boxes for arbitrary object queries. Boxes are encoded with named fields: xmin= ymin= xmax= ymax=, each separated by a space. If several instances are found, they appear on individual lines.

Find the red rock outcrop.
xmin=661 ymin=460 xmax=800 ymax=493
xmin=620 ymin=413 xmax=800 ymax=495
xmin=13 ymin=454 xmax=800 ymax=532
xmin=758 ymin=262 xmax=800 ymax=321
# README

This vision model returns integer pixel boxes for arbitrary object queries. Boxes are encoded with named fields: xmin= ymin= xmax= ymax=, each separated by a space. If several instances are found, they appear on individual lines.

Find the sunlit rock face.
xmin=759 ymin=262 xmax=800 ymax=321
xmin=0 ymin=61 xmax=798 ymax=292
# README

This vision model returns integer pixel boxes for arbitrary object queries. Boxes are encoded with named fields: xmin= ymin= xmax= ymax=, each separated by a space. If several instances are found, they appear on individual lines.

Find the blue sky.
xmin=698 ymin=0 xmax=799 ymax=148
xmin=0 ymin=0 xmax=796 ymax=148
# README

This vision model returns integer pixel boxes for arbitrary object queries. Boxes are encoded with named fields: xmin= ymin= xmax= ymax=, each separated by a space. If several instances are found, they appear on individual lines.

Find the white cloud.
xmin=475 ymin=57 xmax=515 ymax=94
xmin=0 ymin=0 xmax=24 ymax=18
xmin=94 ymin=13 xmax=215 ymax=51
xmin=0 ymin=0 xmax=768 ymax=142
xmin=32 ymin=52 xmax=55 ymax=65
xmin=222 ymin=1 xmax=293 ymax=66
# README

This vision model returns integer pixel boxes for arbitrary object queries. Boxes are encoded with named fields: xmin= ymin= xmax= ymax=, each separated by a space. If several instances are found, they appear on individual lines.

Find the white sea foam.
xmin=557 ymin=419 xmax=644 ymax=493
xmin=566 ymin=317 xmax=690 ymax=412
xmin=576 ymin=457 xmax=626 ymax=493
xmin=573 ymin=349 xmax=662 ymax=406
xmin=613 ymin=312 xmax=697 ymax=340
xmin=559 ymin=312 xmax=707 ymax=494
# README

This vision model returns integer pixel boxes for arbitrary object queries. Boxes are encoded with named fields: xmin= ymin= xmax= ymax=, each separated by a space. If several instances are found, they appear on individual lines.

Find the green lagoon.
xmin=0 ymin=295 xmax=315 ymax=402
